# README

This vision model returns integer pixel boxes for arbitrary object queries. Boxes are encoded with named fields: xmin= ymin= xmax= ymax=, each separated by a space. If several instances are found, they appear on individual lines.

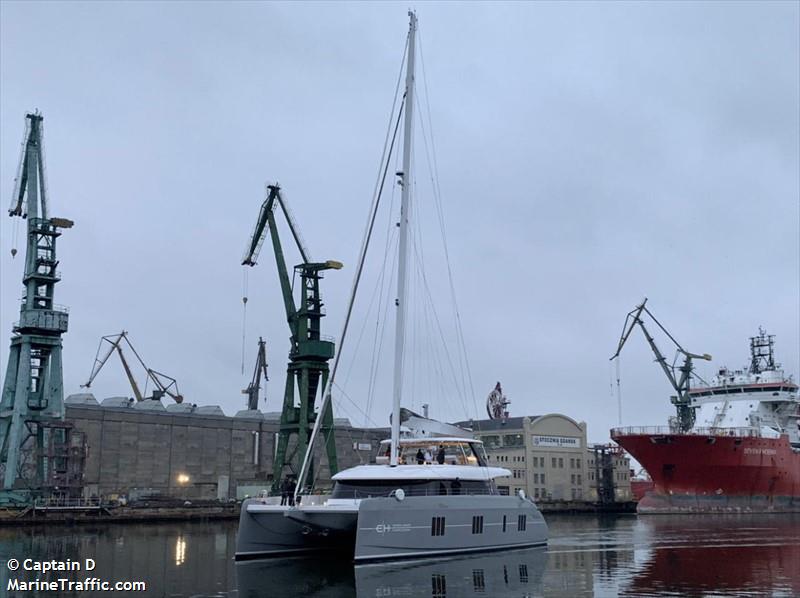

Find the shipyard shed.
xmin=64 ymin=396 xmax=387 ymax=501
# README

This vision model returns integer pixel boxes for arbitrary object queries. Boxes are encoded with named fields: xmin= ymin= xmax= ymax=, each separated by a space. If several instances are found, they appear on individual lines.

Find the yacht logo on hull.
xmin=375 ymin=523 xmax=412 ymax=534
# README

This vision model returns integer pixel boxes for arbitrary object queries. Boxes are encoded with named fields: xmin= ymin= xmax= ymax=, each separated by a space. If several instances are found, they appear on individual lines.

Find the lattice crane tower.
xmin=0 ymin=113 xmax=74 ymax=497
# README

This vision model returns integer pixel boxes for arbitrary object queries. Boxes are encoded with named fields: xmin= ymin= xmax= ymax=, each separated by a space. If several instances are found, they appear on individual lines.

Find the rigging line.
xmin=364 ymin=133 xmax=404 ymax=423
xmin=333 ymin=381 xmax=381 ymax=428
xmin=615 ymin=356 xmax=623 ymax=426
xmin=410 ymin=231 xmax=470 ymax=416
xmin=341 ymin=142 xmax=402 ymax=393
xmin=332 ymin=94 xmax=406 ymax=389
xmin=418 ymin=29 xmax=444 ymax=208
xmin=241 ymin=268 xmax=249 ymax=375
xmin=299 ymin=75 xmax=408 ymax=493
xmin=416 ymin=44 xmax=479 ymax=419
xmin=339 ymin=223 xmax=395 ymax=390
xmin=365 ymin=232 xmax=400 ymax=425
xmin=356 ymin=33 xmax=409 ymax=270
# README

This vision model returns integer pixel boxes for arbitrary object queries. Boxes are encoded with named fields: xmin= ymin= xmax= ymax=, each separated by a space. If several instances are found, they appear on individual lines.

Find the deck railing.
xmin=611 ymin=426 xmax=764 ymax=438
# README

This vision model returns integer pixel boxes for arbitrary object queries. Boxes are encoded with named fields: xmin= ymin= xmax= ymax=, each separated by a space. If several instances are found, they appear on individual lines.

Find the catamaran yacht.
xmin=235 ymin=12 xmax=548 ymax=562
xmin=236 ymin=436 xmax=547 ymax=561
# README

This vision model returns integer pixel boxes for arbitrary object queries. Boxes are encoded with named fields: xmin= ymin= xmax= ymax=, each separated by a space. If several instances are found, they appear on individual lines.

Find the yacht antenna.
xmin=391 ymin=10 xmax=416 ymax=467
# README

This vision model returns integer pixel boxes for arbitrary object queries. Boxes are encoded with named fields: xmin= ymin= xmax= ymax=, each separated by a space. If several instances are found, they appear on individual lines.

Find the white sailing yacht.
xmin=235 ymin=12 xmax=548 ymax=563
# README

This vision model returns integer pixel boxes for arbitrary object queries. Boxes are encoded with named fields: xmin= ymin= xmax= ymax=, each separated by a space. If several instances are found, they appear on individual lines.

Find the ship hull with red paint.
xmin=611 ymin=430 xmax=800 ymax=513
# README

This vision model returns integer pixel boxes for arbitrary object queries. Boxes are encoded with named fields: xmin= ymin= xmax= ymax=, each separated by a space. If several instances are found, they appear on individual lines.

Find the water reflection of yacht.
xmin=235 ymin=546 xmax=547 ymax=598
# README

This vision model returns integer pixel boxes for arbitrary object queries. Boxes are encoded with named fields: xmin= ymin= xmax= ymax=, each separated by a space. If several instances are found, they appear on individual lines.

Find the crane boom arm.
xmin=82 ymin=332 xmax=143 ymax=401
xmin=81 ymin=331 xmax=183 ymax=403
xmin=242 ymin=185 xmax=298 ymax=324
xmin=116 ymin=346 xmax=144 ymax=402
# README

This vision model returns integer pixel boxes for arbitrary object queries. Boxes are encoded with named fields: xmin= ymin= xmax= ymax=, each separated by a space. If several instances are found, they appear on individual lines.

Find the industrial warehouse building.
xmin=64 ymin=394 xmax=387 ymax=501
xmin=460 ymin=415 xmax=632 ymax=505
xmin=63 ymin=395 xmax=630 ymax=506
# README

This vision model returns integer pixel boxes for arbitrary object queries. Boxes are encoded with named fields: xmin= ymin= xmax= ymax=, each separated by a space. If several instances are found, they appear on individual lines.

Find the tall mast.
xmin=391 ymin=11 xmax=416 ymax=467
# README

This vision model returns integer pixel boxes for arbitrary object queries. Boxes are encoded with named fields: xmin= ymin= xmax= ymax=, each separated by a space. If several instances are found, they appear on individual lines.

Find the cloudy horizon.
xmin=1 ymin=1 xmax=798 ymax=444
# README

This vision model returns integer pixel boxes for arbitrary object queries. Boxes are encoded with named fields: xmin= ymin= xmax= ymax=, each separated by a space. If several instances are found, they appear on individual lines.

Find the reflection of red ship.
xmin=622 ymin=516 xmax=800 ymax=596
xmin=610 ymin=301 xmax=800 ymax=513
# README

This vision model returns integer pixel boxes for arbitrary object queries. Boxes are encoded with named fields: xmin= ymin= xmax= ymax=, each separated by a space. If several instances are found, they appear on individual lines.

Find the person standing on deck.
xmin=436 ymin=445 xmax=445 ymax=465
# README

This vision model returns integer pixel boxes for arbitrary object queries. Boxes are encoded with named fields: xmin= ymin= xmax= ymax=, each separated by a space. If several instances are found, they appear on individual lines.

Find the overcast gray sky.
xmin=1 ymin=1 xmax=798 ymax=443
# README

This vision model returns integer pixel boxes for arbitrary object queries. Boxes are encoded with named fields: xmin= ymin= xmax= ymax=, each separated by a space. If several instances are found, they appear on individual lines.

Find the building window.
xmin=559 ymin=457 xmax=564 ymax=468
xmin=541 ymin=473 xmax=546 ymax=484
xmin=482 ymin=435 xmax=501 ymax=449
xmin=533 ymin=473 xmax=539 ymax=483
xmin=505 ymin=433 xmax=524 ymax=447
xmin=518 ymin=515 xmax=527 ymax=531
xmin=472 ymin=515 xmax=484 ymax=534
xmin=571 ymin=488 xmax=577 ymax=500
xmin=552 ymin=457 xmax=557 ymax=468
xmin=577 ymin=474 xmax=582 ymax=485
xmin=571 ymin=474 xmax=576 ymax=484
xmin=570 ymin=458 xmax=575 ymax=468
xmin=431 ymin=516 xmax=446 ymax=536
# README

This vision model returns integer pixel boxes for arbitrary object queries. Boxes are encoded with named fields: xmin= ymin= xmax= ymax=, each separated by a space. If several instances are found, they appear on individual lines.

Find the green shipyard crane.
xmin=243 ymin=337 xmax=269 ymax=411
xmin=611 ymin=298 xmax=712 ymax=432
xmin=242 ymin=184 xmax=341 ymax=492
xmin=0 ymin=113 xmax=74 ymax=503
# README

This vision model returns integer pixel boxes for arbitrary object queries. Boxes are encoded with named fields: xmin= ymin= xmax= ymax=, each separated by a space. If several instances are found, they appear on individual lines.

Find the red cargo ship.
xmin=610 ymin=305 xmax=799 ymax=513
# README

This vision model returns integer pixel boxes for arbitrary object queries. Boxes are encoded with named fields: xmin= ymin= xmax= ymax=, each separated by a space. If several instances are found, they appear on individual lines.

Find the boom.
xmin=611 ymin=299 xmax=711 ymax=432
xmin=82 ymin=331 xmax=183 ymax=403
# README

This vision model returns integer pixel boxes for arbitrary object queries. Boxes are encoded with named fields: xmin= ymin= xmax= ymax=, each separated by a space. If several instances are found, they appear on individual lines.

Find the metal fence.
xmin=611 ymin=426 xmax=764 ymax=438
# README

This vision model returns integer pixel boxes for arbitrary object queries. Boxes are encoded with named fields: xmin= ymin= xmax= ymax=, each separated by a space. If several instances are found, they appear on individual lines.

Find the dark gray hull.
xmin=235 ymin=499 xmax=356 ymax=560
xmin=354 ymin=495 xmax=547 ymax=561
xmin=235 ymin=495 xmax=548 ymax=562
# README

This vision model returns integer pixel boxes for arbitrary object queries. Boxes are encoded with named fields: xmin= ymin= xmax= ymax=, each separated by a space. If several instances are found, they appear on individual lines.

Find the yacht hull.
xmin=354 ymin=495 xmax=548 ymax=562
xmin=235 ymin=499 xmax=357 ymax=560
xmin=235 ymin=495 xmax=548 ymax=562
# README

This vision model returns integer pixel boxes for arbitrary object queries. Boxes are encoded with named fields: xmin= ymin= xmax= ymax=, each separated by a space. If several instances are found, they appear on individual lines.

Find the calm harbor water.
xmin=2 ymin=513 xmax=799 ymax=597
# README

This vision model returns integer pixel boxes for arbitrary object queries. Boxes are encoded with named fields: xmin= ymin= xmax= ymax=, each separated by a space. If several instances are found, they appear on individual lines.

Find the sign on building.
xmin=531 ymin=435 xmax=581 ymax=448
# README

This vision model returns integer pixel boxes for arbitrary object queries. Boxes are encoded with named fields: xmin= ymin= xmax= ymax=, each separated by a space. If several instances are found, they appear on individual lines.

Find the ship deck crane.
xmin=611 ymin=298 xmax=711 ymax=432
xmin=82 ymin=331 xmax=184 ymax=403
xmin=243 ymin=337 xmax=269 ymax=411
xmin=242 ymin=183 xmax=342 ymax=492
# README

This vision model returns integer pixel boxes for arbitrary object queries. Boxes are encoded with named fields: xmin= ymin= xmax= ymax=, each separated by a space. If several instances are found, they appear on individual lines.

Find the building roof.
xmin=454 ymin=416 xmax=540 ymax=432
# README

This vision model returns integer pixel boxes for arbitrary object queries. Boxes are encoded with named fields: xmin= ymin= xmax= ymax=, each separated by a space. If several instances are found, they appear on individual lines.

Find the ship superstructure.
xmin=612 ymin=309 xmax=799 ymax=513
xmin=688 ymin=329 xmax=799 ymax=445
